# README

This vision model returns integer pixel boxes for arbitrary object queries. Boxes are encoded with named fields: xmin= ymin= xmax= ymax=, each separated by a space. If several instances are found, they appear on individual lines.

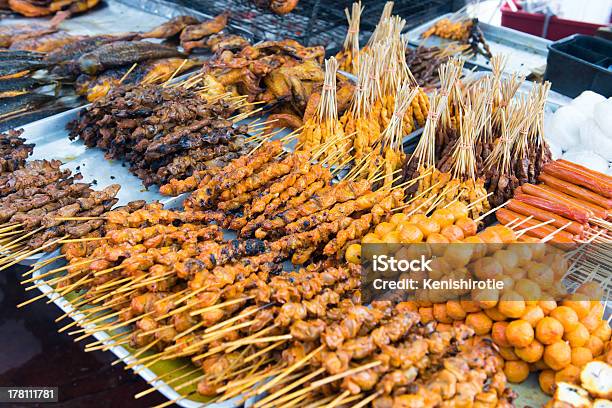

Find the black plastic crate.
xmin=173 ymin=0 xmax=460 ymax=51
xmin=544 ymin=34 xmax=612 ymax=98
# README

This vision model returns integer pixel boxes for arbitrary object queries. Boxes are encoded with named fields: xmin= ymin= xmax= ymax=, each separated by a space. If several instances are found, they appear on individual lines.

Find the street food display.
xmin=0 ymin=1 xmax=611 ymax=408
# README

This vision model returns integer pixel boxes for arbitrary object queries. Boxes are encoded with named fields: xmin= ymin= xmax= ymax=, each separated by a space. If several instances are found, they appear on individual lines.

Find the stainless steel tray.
xmin=0 ymin=0 xmax=253 ymax=40
xmin=406 ymin=13 xmax=551 ymax=78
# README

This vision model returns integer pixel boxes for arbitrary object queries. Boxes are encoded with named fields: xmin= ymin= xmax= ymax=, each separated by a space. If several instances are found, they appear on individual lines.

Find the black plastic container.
xmin=544 ymin=34 xmax=612 ymax=98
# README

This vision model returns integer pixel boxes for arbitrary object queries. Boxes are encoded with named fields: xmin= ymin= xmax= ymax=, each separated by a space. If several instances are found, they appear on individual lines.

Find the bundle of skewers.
xmin=0 ymin=129 xmax=121 ymax=267
xmin=67 ymin=80 xmax=263 ymax=187
xmin=20 ymin=206 xmax=516 ymax=406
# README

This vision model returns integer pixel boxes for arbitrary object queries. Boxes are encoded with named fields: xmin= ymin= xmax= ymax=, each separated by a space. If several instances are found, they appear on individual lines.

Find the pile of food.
xmin=1 ymin=0 xmax=99 ymax=17
xmin=421 ymin=17 xmax=492 ymax=59
xmin=1 ymin=2 xmax=611 ymax=407
xmin=68 ymin=82 xmax=253 ymax=187
xmin=0 ymin=129 xmax=122 ymax=266
xmin=496 ymin=160 xmax=611 ymax=244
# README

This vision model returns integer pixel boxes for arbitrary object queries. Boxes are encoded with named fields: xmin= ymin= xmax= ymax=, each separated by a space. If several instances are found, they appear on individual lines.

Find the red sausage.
xmin=558 ymin=159 xmax=612 ymax=184
xmin=537 ymin=185 xmax=608 ymax=220
xmin=514 ymin=193 xmax=590 ymax=224
xmin=543 ymin=162 xmax=612 ymax=198
xmin=539 ymin=173 xmax=612 ymax=210
xmin=506 ymin=199 xmax=585 ymax=237
xmin=521 ymin=183 xmax=600 ymax=219
xmin=496 ymin=208 xmax=575 ymax=244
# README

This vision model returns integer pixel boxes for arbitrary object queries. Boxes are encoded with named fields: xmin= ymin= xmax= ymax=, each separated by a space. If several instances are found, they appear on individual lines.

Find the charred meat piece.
xmin=0 ymin=22 xmax=54 ymax=47
xmin=141 ymin=15 xmax=199 ymax=39
xmin=179 ymin=12 xmax=228 ymax=43
xmin=0 ymin=59 xmax=48 ymax=77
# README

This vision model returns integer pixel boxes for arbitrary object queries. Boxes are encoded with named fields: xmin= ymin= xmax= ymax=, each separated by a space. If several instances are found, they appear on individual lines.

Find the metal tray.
xmin=406 ymin=13 xmax=551 ymax=78
xmin=0 ymin=0 xmax=253 ymax=40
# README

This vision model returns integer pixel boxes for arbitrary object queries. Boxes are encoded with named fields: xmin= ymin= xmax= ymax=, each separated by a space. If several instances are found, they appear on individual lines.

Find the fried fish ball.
xmin=398 ymin=223 xmax=424 ymax=243
xmin=571 ymin=347 xmax=593 ymax=367
xmin=551 ymin=306 xmax=580 ymax=333
xmin=515 ymin=339 xmax=544 ymax=363
xmin=454 ymin=217 xmax=477 ymax=237
xmin=522 ymin=305 xmax=545 ymax=327
xmin=462 ymin=236 xmax=487 ymax=260
xmin=536 ymin=317 xmax=565 ymax=344
xmin=494 ymin=250 xmax=519 ymax=273
xmin=565 ymin=323 xmax=590 ymax=348
xmin=576 ymin=282 xmax=605 ymax=301
xmin=471 ymin=257 xmax=503 ymax=280
xmin=443 ymin=244 xmax=473 ymax=268
xmin=499 ymin=346 xmax=519 ymax=361
xmin=544 ymin=341 xmax=572 ymax=370
xmin=514 ymin=279 xmax=542 ymax=302
xmin=504 ymin=360 xmax=530 ymax=383
xmin=431 ymin=208 xmax=455 ymax=228
xmin=539 ymin=295 xmax=558 ymax=315
xmin=433 ymin=303 xmax=453 ymax=324
xmin=488 ymin=225 xmax=517 ymax=244
xmin=586 ymin=336 xmax=604 ymax=357
xmin=472 ymin=288 xmax=500 ymax=310
xmin=382 ymin=230 xmax=402 ymax=244
xmin=592 ymin=321 xmax=612 ymax=342
xmin=562 ymin=293 xmax=592 ymax=320
xmin=362 ymin=233 xmax=382 ymax=244
xmin=375 ymin=222 xmax=395 ymax=238
xmin=506 ymin=320 xmax=534 ymax=348
xmin=539 ymin=370 xmax=556 ymax=395
xmin=492 ymin=321 xmax=511 ymax=347
xmin=465 ymin=312 xmax=493 ymax=335
xmin=389 ymin=212 xmax=409 ymax=226
xmin=498 ymin=291 xmax=526 ymax=319
xmin=446 ymin=300 xmax=467 ymax=320
xmin=478 ymin=229 xmax=504 ymax=254
xmin=554 ymin=364 xmax=581 ymax=384
xmin=415 ymin=218 xmax=441 ymax=237
xmin=508 ymin=244 xmax=533 ymax=266
xmin=527 ymin=262 xmax=554 ymax=289
xmin=460 ymin=299 xmax=481 ymax=313
xmin=484 ymin=306 xmax=507 ymax=321
xmin=419 ymin=307 xmax=434 ymax=324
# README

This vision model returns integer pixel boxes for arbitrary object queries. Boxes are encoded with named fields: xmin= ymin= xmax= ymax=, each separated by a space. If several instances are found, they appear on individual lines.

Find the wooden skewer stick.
xmin=510 ymin=215 xmax=535 ymax=230
xmin=0 ymin=225 xmax=45 ymax=252
xmin=540 ymin=221 xmax=573 ymax=243
xmin=515 ymin=218 xmax=556 ymax=237
xmin=188 ymin=295 xmax=254 ymax=317
xmin=467 ymin=191 xmax=493 ymax=210
xmin=21 ymin=257 xmax=102 ymax=284
xmin=474 ymin=200 xmax=508 ymax=222
xmin=351 ymin=390 xmax=383 ymax=408
xmin=255 ymin=345 xmax=324 ymax=396
xmin=252 ymin=367 xmax=325 ymax=407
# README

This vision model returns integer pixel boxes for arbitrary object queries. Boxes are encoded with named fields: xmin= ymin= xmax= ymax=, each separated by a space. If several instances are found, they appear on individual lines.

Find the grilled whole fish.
xmin=0 ymin=93 xmax=54 ymax=119
xmin=141 ymin=15 xmax=199 ymax=39
xmin=0 ymin=105 xmax=68 ymax=132
xmin=0 ymin=50 xmax=44 ymax=61
xmin=0 ymin=77 xmax=52 ymax=97
xmin=78 ymin=41 xmax=185 ymax=74
xmin=44 ymin=33 xmax=140 ymax=65
xmin=0 ymin=60 xmax=48 ymax=77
